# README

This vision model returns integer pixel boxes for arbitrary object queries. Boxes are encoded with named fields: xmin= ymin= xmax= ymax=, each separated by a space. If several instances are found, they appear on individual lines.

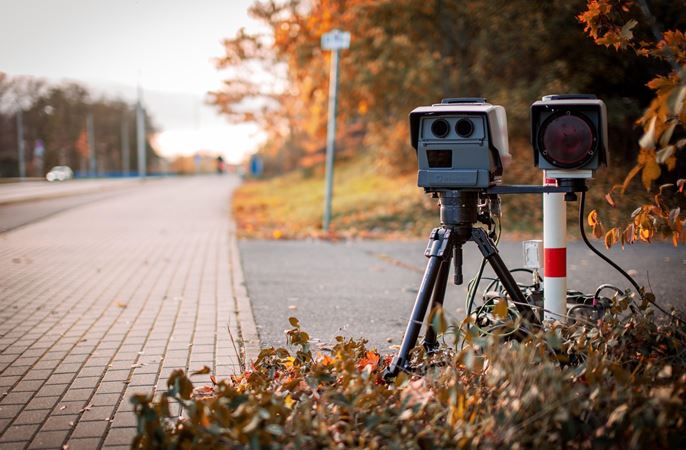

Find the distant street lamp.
xmin=320 ymin=29 xmax=351 ymax=232
xmin=16 ymin=109 xmax=26 ymax=179
xmin=136 ymin=86 xmax=146 ymax=178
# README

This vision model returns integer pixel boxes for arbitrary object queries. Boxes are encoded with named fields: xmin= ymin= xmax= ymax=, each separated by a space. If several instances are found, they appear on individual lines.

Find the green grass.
xmin=233 ymin=149 xmax=659 ymax=242
xmin=233 ymin=157 xmax=437 ymax=239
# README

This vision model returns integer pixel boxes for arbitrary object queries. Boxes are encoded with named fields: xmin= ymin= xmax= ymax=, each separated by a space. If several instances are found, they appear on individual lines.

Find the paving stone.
xmin=66 ymin=437 xmax=103 ymax=450
xmin=25 ymin=396 xmax=60 ymax=410
xmin=28 ymin=429 xmax=69 ymax=449
xmin=52 ymin=401 xmax=88 ymax=415
xmin=12 ymin=408 xmax=50 ymax=425
xmin=35 ymin=384 xmax=68 ymax=397
xmin=0 ymin=404 xmax=23 ymax=419
xmin=103 ymin=426 xmax=136 ymax=446
xmin=40 ymin=414 xmax=78 ymax=431
xmin=0 ymin=423 xmax=40 ymax=442
xmin=80 ymin=405 xmax=116 ymax=421
xmin=0 ymin=391 xmax=33 ymax=405
xmin=71 ymin=419 xmax=108 ymax=438
xmin=62 ymin=388 xmax=94 ymax=402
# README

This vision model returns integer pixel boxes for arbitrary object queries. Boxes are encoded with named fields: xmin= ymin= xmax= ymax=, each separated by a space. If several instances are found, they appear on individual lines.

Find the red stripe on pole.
xmin=544 ymin=248 xmax=566 ymax=277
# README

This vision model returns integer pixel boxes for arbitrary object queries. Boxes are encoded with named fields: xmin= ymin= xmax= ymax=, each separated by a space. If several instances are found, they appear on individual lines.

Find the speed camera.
xmin=410 ymin=98 xmax=511 ymax=191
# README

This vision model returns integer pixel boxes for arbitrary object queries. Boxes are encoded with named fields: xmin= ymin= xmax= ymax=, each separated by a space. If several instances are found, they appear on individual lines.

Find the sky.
xmin=0 ymin=0 xmax=265 ymax=163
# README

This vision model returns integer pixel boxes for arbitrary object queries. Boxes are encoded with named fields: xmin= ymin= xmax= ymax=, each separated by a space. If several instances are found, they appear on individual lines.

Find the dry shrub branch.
xmin=133 ymin=301 xmax=686 ymax=449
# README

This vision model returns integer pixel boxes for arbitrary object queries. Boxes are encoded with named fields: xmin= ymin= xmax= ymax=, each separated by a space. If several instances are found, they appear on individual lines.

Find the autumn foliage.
xmin=211 ymin=0 xmax=662 ymax=176
xmin=578 ymin=0 xmax=685 ymax=247
xmin=133 ymin=308 xmax=686 ymax=449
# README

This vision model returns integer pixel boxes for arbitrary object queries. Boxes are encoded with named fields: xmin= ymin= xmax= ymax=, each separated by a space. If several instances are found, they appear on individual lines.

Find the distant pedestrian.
xmin=216 ymin=155 xmax=225 ymax=174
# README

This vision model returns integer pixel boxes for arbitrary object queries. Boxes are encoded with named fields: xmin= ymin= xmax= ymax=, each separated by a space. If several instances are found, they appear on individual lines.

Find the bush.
xmin=132 ymin=307 xmax=686 ymax=449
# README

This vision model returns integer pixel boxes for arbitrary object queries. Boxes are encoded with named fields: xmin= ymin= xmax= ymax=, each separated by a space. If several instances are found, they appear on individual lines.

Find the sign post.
xmin=321 ymin=29 xmax=350 ymax=232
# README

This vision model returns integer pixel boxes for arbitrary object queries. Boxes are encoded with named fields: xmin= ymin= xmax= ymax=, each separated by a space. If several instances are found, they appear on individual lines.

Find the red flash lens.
xmin=540 ymin=114 xmax=595 ymax=168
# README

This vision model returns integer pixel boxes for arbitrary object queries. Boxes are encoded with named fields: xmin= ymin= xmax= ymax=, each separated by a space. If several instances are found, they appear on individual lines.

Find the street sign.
xmin=321 ymin=29 xmax=351 ymax=50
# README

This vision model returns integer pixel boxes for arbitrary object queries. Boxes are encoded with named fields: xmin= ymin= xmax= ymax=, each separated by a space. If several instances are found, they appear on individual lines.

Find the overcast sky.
xmin=0 ymin=0 xmax=264 ymax=163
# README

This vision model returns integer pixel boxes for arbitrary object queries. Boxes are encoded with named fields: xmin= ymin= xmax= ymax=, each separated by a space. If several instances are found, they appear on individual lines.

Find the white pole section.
xmin=543 ymin=174 xmax=567 ymax=322
xmin=16 ymin=110 xmax=26 ymax=178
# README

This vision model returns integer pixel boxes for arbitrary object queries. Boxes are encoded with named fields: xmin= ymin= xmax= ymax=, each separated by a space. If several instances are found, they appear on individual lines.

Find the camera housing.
xmin=410 ymin=98 xmax=511 ymax=191
xmin=531 ymin=94 xmax=608 ymax=179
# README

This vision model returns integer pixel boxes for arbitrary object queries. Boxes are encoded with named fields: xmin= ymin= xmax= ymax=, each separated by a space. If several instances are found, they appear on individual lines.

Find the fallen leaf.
xmin=191 ymin=366 xmax=211 ymax=376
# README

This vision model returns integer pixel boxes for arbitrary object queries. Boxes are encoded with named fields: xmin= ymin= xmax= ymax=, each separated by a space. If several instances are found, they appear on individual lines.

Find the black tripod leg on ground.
xmin=470 ymin=228 xmax=540 ymax=325
xmin=422 ymin=255 xmax=451 ymax=353
xmin=384 ymin=228 xmax=453 ymax=379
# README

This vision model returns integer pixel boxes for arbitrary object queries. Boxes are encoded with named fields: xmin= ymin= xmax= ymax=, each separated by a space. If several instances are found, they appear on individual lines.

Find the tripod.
xmin=384 ymin=190 xmax=539 ymax=379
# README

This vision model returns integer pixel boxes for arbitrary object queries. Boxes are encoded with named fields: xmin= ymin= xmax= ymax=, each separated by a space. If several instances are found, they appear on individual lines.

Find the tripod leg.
xmin=384 ymin=228 xmax=452 ymax=379
xmin=470 ymin=228 xmax=540 ymax=324
xmin=422 ymin=257 xmax=451 ymax=353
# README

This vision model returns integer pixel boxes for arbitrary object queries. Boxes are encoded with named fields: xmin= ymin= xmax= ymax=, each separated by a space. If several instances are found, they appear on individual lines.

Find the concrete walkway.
xmin=0 ymin=175 xmax=258 ymax=449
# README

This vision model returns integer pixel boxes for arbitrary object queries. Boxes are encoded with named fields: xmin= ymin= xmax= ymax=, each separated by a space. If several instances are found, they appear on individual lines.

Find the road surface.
xmin=240 ymin=238 xmax=686 ymax=352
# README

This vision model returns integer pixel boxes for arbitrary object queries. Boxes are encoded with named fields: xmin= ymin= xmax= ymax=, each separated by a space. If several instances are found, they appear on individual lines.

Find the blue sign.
xmin=249 ymin=154 xmax=263 ymax=177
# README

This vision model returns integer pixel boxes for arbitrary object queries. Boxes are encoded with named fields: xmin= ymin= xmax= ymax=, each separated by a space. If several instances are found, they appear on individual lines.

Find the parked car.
xmin=46 ymin=166 xmax=74 ymax=182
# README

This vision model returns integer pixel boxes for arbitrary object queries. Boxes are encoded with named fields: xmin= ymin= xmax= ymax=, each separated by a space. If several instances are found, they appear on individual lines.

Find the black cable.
xmin=579 ymin=191 xmax=642 ymax=294
xmin=579 ymin=191 xmax=686 ymax=325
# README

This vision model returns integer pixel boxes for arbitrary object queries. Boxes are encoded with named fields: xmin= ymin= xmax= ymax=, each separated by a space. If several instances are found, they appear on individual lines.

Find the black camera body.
xmin=531 ymin=94 xmax=608 ymax=178
xmin=410 ymin=98 xmax=511 ymax=191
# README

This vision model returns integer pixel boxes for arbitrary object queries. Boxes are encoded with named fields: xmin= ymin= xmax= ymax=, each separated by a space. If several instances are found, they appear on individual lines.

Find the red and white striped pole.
xmin=543 ymin=174 xmax=567 ymax=322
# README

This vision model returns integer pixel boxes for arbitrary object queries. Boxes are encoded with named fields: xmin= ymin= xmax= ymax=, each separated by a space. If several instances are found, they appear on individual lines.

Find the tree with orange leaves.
xmin=578 ymin=0 xmax=685 ymax=247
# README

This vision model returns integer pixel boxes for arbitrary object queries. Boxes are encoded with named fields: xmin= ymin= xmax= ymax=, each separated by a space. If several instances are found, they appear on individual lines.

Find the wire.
xmin=579 ymin=191 xmax=686 ymax=325
xmin=579 ymin=191 xmax=642 ymax=294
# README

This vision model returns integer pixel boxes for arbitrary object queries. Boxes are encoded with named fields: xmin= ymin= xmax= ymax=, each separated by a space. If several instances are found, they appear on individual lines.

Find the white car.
xmin=46 ymin=166 xmax=74 ymax=182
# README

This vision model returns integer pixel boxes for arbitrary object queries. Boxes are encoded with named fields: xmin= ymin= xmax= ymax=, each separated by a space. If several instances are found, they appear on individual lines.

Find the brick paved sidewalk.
xmin=0 ymin=175 xmax=259 ymax=449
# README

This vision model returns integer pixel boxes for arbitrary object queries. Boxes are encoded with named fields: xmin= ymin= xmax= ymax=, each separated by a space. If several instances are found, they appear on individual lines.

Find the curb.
xmin=228 ymin=221 xmax=261 ymax=366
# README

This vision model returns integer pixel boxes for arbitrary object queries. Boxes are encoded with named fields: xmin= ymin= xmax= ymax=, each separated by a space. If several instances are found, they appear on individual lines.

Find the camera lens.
xmin=431 ymin=119 xmax=450 ymax=138
xmin=540 ymin=113 xmax=595 ymax=168
xmin=455 ymin=118 xmax=474 ymax=137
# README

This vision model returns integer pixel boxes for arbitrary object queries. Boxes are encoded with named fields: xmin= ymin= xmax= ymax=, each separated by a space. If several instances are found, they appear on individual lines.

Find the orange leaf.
xmin=639 ymin=227 xmax=653 ymax=242
xmin=605 ymin=192 xmax=616 ymax=207
xmin=641 ymin=160 xmax=661 ymax=191
xmin=604 ymin=228 xmax=619 ymax=249
xmin=587 ymin=210 xmax=599 ymax=227
xmin=592 ymin=223 xmax=604 ymax=239
xmin=493 ymin=299 xmax=509 ymax=319
xmin=356 ymin=351 xmax=380 ymax=372
xmin=621 ymin=164 xmax=643 ymax=194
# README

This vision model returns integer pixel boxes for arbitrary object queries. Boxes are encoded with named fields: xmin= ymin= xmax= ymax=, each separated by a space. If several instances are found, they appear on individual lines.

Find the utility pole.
xmin=320 ymin=29 xmax=350 ymax=232
xmin=121 ymin=115 xmax=130 ymax=175
xmin=87 ymin=113 xmax=96 ymax=177
xmin=136 ymin=86 xmax=146 ymax=178
xmin=16 ymin=109 xmax=26 ymax=178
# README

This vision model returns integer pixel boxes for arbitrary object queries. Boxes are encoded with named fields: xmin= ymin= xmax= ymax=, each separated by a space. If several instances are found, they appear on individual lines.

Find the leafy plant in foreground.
xmin=132 ymin=309 xmax=686 ymax=449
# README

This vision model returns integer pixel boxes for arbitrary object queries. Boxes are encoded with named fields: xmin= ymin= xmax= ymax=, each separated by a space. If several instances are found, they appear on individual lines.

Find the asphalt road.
xmin=0 ymin=189 xmax=135 ymax=233
xmin=240 ymin=238 xmax=686 ymax=352
xmin=0 ymin=178 xmax=149 ymax=233
xmin=2 ymin=180 xmax=684 ymax=357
